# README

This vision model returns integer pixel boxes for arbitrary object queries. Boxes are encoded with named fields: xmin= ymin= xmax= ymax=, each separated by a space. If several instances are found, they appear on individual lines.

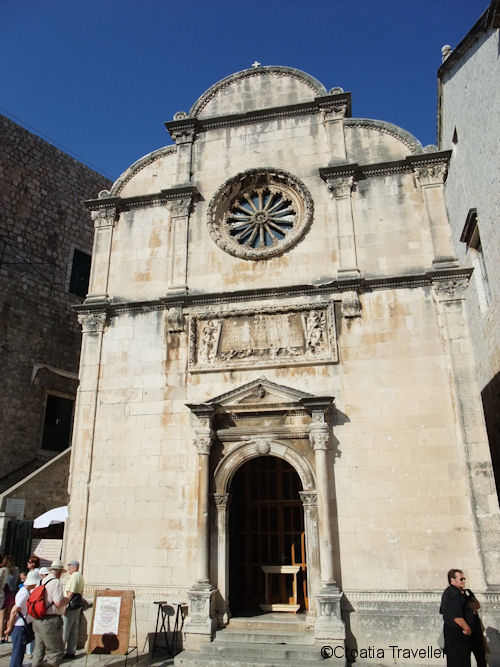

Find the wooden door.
xmin=229 ymin=456 xmax=308 ymax=614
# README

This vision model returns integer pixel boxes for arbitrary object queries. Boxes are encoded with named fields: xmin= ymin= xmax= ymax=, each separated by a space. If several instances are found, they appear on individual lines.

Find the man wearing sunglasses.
xmin=439 ymin=569 xmax=486 ymax=667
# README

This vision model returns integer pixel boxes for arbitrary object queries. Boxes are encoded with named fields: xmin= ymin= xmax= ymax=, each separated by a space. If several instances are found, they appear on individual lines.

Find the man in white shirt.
xmin=63 ymin=560 xmax=85 ymax=659
xmin=4 ymin=570 xmax=40 ymax=667
xmin=32 ymin=559 xmax=69 ymax=667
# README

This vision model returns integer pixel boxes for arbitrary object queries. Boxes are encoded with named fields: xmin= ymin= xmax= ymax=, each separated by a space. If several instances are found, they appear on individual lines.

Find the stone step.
xmin=226 ymin=616 xmax=313 ymax=634
xmin=203 ymin=640 xmax=323 ymax=662
xmin=214 ymin=629 xmax=314 ymax=645
xmin=174 ymin=650 xmax=325 ymax=667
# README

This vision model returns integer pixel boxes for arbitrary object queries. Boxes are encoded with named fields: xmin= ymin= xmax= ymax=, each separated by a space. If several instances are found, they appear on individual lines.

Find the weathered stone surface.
xmin=64 ymin=64 xmax=500 ymax=658
xmin=0 ymin=114 xmax=111 ymax=496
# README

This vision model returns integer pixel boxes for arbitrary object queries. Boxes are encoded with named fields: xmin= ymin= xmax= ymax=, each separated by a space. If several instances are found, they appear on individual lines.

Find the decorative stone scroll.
xmin=188 ymin=303 xmax=337 ymax=373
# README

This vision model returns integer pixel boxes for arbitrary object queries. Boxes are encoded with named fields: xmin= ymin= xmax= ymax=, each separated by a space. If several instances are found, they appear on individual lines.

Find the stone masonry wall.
xmin=0 ymin=114 xmax=111 ymax=487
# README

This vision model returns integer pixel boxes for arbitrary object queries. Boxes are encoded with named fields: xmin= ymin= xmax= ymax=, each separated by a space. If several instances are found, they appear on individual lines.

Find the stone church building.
xmin=64 ymin=65 xmax=500 ymax=660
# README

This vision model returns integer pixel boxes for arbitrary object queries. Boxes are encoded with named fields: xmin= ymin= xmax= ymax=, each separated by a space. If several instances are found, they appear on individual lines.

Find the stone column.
xmin=327 ymin=175 xmax=361 ymax=280
xmin=414 ymin=159 xmax=457 ymax=268
xmin=299 ymin=491 xmax=320 ymax=616
xmin=184 ymin=404 xmax=217 ymax=647
xmin=166 ymin=196 xmax=193 ymax=297
xmin=320 ymin=95 xmax=348 ymax=163
xmin=433 ymin=277 xmax=500 ymax=587
xmin=213 ymin=493 xmax=231 ymax=627
xmin=300 ymin=398 xmax=344 ymax=641
xmin=86 ymin=191 xmax=118 ymax=303
xmin=63 ymin=311 xmax=107 ymax=568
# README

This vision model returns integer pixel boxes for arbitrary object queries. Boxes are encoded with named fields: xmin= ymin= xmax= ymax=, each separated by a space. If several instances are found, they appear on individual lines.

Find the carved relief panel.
xmin=188 ymin=303 xmax=337 ymax=372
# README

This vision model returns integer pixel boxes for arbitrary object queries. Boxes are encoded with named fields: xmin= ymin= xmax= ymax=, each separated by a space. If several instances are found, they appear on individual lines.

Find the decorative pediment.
xmin=203 ymin=377 xmax=329 ymax=415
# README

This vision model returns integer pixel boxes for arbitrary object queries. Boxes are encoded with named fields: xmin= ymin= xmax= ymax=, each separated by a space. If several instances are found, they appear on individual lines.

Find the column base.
xmin=431 ymin=257 xmax=459 ymax=269
xmin=314 ymin=584 xmax=345 ymax=642
xmin=166 ymin=285 xmax=188 ymax=298
xmin=84 ymin=294 xmax=110 ymax=305
xmin=183 ymin=581 xmax=217 ymax=648
xmin=337 ymin=268 xmax=361 ymax=281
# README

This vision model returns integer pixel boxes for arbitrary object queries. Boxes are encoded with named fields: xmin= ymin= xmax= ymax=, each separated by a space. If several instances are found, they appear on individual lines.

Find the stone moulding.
xmin=110 ymin=145 xmax=177 ymax=197
xmin=344 ymin=118 xmax=423 ymax=154
xmin=189 ymin=65 xmax=327 ymax=118
xmin=319 ymin=150 xmax=452 ymax=183
xmin=71 ymin=267 xmax=473 ymax=319
xmin=165 ymin=91 xmax=352 ymax=138
xmin=188 ymin=301 xmax=337 ymax=373
xmin=84 ymin=184 xmax=199 ymax=214
xmin=206 ymin=168 xmax=314 ymax=261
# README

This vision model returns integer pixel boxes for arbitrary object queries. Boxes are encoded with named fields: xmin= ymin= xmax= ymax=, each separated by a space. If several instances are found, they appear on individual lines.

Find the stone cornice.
xmin=84 ymin=184 xmax=200 ymax=213
xmin=164 ymin=92 xmax=352 ymax=138
xmin=319 ymin=151 xmax=452 ymax=183
xmin=72 ymin=267 xmax=473 ymax=317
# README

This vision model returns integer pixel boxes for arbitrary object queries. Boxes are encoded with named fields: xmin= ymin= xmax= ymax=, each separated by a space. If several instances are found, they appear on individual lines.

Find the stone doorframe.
xmin=212 ymin=438 xmax=320 ymax=625
xmin=184 ymin=377 xmax=346 ymax=645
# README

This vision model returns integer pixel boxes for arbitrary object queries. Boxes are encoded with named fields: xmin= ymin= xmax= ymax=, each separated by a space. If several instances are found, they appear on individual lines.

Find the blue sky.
xmin=2 ymin=0 xmax=484 ymax=181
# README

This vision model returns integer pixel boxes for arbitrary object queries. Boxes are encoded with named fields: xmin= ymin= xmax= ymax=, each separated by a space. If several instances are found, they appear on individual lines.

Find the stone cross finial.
xmin=251 ymin=61 xmax=262 ymax=68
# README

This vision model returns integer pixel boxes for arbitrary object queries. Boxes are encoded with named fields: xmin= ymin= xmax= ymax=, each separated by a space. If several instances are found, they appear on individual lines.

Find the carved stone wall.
xmin=189 ymin=303 xmax=337 ymax=372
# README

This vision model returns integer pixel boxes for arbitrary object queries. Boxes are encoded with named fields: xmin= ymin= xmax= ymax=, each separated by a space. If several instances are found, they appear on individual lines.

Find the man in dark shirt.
xmin=440 ymin=569 xmax=472 ymax=667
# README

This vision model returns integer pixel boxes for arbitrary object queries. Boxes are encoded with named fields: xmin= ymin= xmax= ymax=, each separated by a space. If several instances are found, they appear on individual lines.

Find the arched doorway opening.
xmin=228 ymin=456 xmax=307 ymax=615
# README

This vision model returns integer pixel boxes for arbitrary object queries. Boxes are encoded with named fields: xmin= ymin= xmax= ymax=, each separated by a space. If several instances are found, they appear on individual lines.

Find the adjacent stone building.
xmin=64 ymin=65 xmax=500 ymax=661
xmin=0 ymin=114 xmax=111 ymax=518
xmin=439 ymin=0 xmax=500 ymax=504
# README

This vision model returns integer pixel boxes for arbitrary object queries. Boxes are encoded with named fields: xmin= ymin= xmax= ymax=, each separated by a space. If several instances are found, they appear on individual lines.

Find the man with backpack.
xmin=30 ymin=559 xmax=69 ymax=667
xmin=3 ymin=571 xmax=40 ymax=667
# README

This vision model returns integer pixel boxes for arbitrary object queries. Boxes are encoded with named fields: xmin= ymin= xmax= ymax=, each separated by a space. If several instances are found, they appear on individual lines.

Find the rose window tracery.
xmin=207 ymin=168 xmax=314 ymax=260
xmin=227 ymin=189 xmax=296 ymax=249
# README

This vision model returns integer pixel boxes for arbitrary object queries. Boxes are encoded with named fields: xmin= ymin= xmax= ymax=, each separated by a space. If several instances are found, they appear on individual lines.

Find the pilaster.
xmin=412 ymin=153 xmax=458 ymax=268
xmin=433 ymin=277 xmax=500 ymax=588
xmin=319 ymin=90 xmax=348 ymax=163
xmin=166 ymin=195 xmax=194 ymax=297
xmin=166 ymin=114 xmax=196 ymax=186
xmin=86 ymin=190 xmax=118 ymax=303
xmin=300 ymin=397 xmax=345 ymax=642
xmin=64 ymin=310 xmax=107 ymax=568
xmin=325 ymin=167 xmax=361 ymax=280
xmin=184 ymin=403 xmax=217 ymax=644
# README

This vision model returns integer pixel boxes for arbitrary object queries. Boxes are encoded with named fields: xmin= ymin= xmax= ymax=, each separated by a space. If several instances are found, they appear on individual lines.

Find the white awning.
xmin=33 ymin=506 xmax=68 ymax=529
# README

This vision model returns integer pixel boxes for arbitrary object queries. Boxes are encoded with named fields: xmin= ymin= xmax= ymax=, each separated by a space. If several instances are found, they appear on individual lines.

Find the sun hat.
xmin=25 ymin=571 xmax=40 ymax=587
xmin=49 ymin=559 xmax=66 ymax=571
xmin=67 ymin=560 xmax=80 ymax=568
xmin=39 ymin=566 xmax=50 ymax=576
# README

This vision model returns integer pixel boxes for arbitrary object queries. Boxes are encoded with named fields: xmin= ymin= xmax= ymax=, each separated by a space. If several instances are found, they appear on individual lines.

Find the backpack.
xmin=27 ymin=578 xmax=55 ymax=620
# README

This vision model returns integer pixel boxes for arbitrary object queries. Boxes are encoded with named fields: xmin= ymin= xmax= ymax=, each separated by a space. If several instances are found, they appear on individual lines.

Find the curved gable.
xmin=110 ymin=145 xmax=177 ymax=197
xmin=345 ymin=118 xmax=423 ymax=163
xmin=190 ymin=66 xmax=327 ymax=119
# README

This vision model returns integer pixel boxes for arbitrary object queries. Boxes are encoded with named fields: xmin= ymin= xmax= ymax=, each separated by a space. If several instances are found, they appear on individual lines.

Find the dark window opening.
xmin=41 ymin=395 xmax=74 ymax=452
xmin=69 ymin=249 xmax=91 ymax=298
xmin=452 ymin=127 xmax=458 ymax=144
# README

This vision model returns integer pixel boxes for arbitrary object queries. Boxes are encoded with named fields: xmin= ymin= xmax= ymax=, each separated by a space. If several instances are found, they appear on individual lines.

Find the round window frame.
xmin=207 ymin=168 xmax=314 ymax=260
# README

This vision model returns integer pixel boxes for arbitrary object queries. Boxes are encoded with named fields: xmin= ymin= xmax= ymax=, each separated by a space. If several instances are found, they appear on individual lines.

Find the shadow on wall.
xmin=486 ymin=627 xmax=500 ymax=667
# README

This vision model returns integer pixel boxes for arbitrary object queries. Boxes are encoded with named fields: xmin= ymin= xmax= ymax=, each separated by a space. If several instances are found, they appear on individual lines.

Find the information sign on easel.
xmin=87 ymin=590 xmax=137 ymax=660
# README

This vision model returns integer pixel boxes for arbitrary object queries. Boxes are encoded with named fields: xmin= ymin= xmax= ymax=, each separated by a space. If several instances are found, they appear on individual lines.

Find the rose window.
xmin=207 ymin=169 xmax=313 ymax=260
xmin=227 ymin=190 xmax=296 ymax=249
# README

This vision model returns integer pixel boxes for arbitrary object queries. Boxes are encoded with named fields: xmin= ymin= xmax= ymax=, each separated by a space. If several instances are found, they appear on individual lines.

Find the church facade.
xmin=64 ymin=66 xmax=500 ymax=657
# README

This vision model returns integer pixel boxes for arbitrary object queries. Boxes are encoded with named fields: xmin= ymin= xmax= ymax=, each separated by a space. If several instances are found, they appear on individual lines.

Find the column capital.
xmin=186 ymin=403 xmax=216 ymax=454
xmin=167 ymin=196 xmax=193 ymax=218
xmin=406 ymin=151 xmax=451 ymax=188
xmin=86 ymin=191 xmax=120 ymax=229
xmin=432 ymin=276 xmax=470 ymax=302
xmin=77 ymin=311 xmax=107 ymax=334
xmin=299 ymin=491 xmax=319 ymax=508
xmin=326 ymin=175 xmax=355 ymax=199
xmin=164 ymin=118 xmax=197 ymax=144
xmin=309 ymin=427 xmax=330 ymax=451
xmin=213 ymin=493 xmax=231 ymax=509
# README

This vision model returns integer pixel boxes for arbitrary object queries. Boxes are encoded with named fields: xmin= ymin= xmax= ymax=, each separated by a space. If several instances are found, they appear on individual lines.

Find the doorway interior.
xmin=228 ymin=455 xmax=307 ymax=616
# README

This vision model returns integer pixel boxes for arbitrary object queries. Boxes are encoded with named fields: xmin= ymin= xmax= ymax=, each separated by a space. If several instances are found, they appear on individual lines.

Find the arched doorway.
xmin=228 ymin=456 xmax=308 ymax=615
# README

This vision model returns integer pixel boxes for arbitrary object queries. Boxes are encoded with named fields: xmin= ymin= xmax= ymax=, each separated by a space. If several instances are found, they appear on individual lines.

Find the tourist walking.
xmin=62 ymin=561 xmax=84 ymax=659
xmin=3 ymin=571 xmax=40 ymax=667
xmin=32 ymin=559 xmax=69 ymax=667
